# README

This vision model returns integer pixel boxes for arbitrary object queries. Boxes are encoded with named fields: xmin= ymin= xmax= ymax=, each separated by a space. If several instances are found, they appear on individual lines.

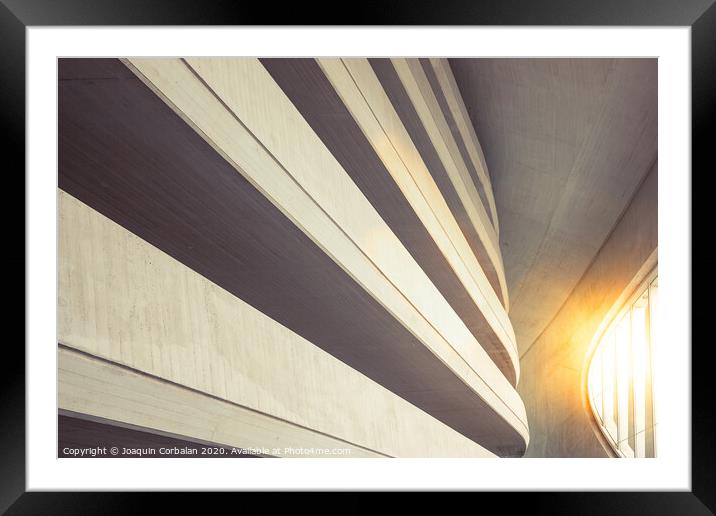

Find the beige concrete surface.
xmin=124 ymin=58 xmax=528 ymax=443
xmin=518 ymin=163 xmax=657 ymax=457
xmin=452 ymin=59 xmax=657 ymax=355
xmin=58 ymin=191 xmax=498 ymax=458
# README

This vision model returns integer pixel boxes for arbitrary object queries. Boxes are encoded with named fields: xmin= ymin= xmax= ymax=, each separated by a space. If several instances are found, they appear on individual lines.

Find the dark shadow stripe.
xmin=58 ymin=58 xmax=524 ymax=456
xmin=261 ymin=57 xmax=515 ymax=386
xmin=368 ymin=58 xmax=506 ymax=310
xmin=419 ymin=58 xmax=495 ymax=229
xmin=58 ymin=413 xmax=263 ymax=458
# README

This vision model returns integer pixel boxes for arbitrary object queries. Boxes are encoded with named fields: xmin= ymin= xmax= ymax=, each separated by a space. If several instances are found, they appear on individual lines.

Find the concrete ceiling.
xmin=450 ymin=58 xmax=657 ymax=355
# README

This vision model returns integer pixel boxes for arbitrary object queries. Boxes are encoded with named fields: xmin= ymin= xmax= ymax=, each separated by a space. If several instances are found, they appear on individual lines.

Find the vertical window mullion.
xmin=587 ymin=272 xmax=657 ymax=459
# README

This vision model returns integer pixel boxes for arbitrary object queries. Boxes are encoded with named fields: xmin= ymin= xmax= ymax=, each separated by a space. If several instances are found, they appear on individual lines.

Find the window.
xmin=587 ymin=274 xmax=658 ymax=457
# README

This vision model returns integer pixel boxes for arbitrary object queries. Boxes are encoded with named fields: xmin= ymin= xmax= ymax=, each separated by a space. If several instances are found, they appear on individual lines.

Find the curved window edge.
xmin=582 ymin=258 xmax=658 ymax=458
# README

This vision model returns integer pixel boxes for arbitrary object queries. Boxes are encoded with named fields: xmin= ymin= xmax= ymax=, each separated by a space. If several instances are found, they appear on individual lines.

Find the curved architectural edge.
xmin=57 ymin=193 xmax=496 ymax=458
xmin=58 ymin=57 xmax=528 ymax=455
xmin=312 ymin=57 xmax=518 ymax=382
xmin=418 ymin=59 xmax=496 ymax=231
xmin=428 ymin=58 xmax=500 ymax=236
xmin=130 ymin=57 xmax=528 ymax=450
xmin=58 ymin=347 xmax=385 ymax=459
xmin=173 ymin=56 xmax=522 ymax=390
xmin=389 ymin=58 xmax=510 ymax=309
xmin=580 ymin=249 xmax=658 ymax=458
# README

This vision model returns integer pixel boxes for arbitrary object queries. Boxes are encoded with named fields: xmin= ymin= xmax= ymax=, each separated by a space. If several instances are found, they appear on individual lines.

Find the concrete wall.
xmin=518 ymin=162 xmax=657 ymax=457
xmin=58 ymin=58 xmax=527 ymax=457
xmin=58 ymin=192 xmax=493 ymax=458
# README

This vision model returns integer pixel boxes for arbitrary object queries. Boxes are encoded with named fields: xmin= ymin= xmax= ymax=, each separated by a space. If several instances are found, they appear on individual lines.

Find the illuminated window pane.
xmin=589 ymin=347 xmax=603 ymax=423
xmin=616 ymin=312 xmax=634 ymax=457
xmin=587 ymin=273 xmax=657 ymax=458
xmin=601 ymin=329 xmax=618 ymax=444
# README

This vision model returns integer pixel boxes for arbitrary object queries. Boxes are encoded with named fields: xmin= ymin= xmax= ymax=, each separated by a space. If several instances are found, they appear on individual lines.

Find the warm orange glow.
xmin=588 ymin=348 xmax=603 ymax=423
xmin=587 ymin=273 xmax=657 ymax=458
xmin=601 ymin=331 xmax=618 ymax=443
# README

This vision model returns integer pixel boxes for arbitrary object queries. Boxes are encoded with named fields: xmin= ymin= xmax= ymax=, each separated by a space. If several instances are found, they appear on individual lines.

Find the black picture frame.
xmin=4 ymin=1 xmax=713 ymax=512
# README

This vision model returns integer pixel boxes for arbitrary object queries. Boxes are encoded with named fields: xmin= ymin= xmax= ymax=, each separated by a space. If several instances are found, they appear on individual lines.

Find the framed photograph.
xmin=6 ymin=0 xmax=713 ymax=512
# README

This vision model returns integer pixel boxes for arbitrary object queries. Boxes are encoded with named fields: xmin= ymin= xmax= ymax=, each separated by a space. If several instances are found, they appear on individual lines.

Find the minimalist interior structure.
xmin=587 ymin=274 xmax=658 ymax=458
xmin=57 ymin=57 xmax=657 ymax=458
